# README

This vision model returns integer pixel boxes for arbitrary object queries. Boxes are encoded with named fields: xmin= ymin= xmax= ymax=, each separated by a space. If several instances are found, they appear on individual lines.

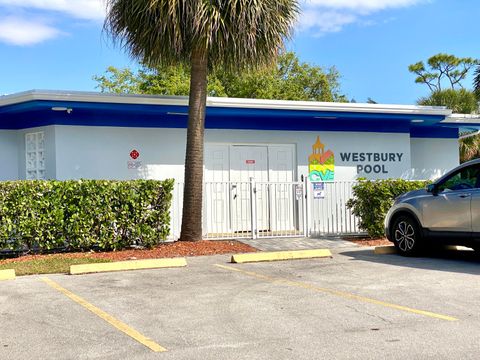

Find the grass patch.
xmin=0 ymin=257 xmax=112 ymax=276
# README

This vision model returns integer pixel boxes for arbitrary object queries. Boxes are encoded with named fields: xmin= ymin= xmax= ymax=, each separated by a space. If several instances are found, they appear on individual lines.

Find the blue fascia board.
xmin=410 ymin=127 xmax=459 ymax=139
xmin=440 ymin=122 xmax=480 ymax=130
xmin=0 ymin=100 xmax=448 ymax=135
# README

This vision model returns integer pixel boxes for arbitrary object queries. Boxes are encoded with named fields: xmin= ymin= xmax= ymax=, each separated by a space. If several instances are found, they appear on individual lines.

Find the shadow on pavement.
xmin=340 ymin=247 xmax=480 ymax=275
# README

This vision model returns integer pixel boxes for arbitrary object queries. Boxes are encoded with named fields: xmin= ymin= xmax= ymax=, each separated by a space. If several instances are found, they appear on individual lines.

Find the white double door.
xmin=230 ymin=145 xmax=269 ymax=232
xmin=204 ymin=144 xmax=295 ymax=233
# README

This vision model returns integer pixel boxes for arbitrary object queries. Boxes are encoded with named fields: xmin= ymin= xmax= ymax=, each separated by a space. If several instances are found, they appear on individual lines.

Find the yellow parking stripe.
xmin=69 ymin=257 xmax=187 ymax=275
xmin=0 ymin=269 xmax=15 ymax=281
xmin=231 ymin=249 xmax=332 ymax=263
xmin=41 ymin=277 xmax=166 ymax=352
xmin=214 ymin=264 xmax=458 ymax=322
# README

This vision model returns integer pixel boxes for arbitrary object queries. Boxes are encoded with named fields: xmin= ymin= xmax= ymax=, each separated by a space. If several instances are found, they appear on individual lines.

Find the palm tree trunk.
xmin=179 ymin=47 xmax=208 ymax=241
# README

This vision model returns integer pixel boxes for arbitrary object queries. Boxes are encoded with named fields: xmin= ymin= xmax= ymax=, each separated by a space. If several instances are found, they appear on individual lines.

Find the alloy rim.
xmin=394 ymin=221 xmax=415 ymax=252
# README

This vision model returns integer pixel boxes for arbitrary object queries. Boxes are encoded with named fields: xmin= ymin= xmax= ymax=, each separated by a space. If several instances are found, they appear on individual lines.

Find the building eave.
xmin=0 ymin=89 xmax=452 ymax=117
xmin=443 ymin=113 xmax=480 ymax=124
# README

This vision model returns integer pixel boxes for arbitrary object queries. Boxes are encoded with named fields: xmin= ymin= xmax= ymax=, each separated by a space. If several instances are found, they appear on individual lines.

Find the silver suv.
xmin=385 ymin=159 xmax=480 ymax=256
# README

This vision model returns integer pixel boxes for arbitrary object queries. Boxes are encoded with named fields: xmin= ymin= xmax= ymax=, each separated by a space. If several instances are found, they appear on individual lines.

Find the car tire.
xmin=391 ymin=215 xmax=423 ymax=256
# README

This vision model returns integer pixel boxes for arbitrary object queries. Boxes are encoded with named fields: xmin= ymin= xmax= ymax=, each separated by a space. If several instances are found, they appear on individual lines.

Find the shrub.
xmin=0 ymin=179 xmax=174 ymax=253
xmin=346 ymin=179 xmax=429 ymax=238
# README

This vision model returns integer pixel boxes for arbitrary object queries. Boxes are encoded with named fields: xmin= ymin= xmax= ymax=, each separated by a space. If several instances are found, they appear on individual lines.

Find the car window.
xmin=438 ymin=165 xmax=480 ymax=192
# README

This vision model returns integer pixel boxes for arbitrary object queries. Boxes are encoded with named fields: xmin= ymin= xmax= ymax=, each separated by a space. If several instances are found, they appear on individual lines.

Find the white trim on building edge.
xmin=0 ymin=90 xmax=452 ymax=116
xmin=443 ymin=113 xmax=480 ymax=124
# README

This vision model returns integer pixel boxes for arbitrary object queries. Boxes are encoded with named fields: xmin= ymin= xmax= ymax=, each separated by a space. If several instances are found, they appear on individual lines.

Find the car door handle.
xmin=458 ymin=193 xmax=471 ymax=198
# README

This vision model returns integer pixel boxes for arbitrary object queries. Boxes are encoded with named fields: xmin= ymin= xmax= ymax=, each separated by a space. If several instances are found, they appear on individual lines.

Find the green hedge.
xmin=346 ymin=179 xmax=429 ymax=238
xmin=0 ymin=179 xmax=174 ymax=253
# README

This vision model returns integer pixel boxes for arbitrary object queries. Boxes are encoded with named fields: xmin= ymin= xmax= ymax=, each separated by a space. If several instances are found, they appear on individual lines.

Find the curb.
xmin=374 ymin=246 xmax=397 ymax=255
xmin=231 ymin=249 xmax=332 ymax=264
xmin=70 ymin=258 xmax=187 ymax=275
xmin=0 ymin=269 xmax=16 ymax=281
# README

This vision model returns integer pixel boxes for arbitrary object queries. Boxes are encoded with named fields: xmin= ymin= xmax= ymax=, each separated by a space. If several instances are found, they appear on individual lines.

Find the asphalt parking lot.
xmin=1 ymin=246 xmax=480 ymax=360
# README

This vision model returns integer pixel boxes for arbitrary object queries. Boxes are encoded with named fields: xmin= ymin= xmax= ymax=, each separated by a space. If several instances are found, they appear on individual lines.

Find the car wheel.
xmin=392 ymin=215 xmax=423 ymax=256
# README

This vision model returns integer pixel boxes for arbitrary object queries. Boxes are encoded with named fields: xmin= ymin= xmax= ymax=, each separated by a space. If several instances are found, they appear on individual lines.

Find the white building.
xmin=0 ymin=90 xmax=472 ymax=239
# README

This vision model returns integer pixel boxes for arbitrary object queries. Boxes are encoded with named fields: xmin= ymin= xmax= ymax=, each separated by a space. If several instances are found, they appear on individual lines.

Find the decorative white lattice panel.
xmin=25 ymin=132 xmax=45 ymax=180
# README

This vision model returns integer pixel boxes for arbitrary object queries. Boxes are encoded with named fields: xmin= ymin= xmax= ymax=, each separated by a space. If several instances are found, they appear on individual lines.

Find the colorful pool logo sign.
xmin=308 ymin=136 xmax=334 ymax=182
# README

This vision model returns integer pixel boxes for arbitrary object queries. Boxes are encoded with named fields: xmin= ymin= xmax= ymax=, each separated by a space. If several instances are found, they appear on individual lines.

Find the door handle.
xmin=232 ymin=184 xmax=237 ymax=200
xmin=458 ymin=193 xmax=470 ymax=198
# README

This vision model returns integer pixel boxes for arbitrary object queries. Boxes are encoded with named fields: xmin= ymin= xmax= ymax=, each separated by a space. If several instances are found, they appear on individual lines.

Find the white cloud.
xmin=0 ymin=0 xmax=105 ymax=21
xmin=0 ymin=1 xmax=105 ymax=45
xmin=300 ymin=10 xmax=357 ymax=34
xmin=300 ymin=0 xmax=428 ymax=35
xmin=304 ymin=0 xmax=425 ymax=12
xmin=0 ymin=0 xmax=427 ymax=44
xmin=0 ymin=16 xmax=61 ymax=45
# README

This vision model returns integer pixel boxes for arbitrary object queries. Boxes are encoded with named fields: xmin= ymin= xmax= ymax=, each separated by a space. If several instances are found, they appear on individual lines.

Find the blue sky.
xmin=0 ymin=0 xmax=478 ymax=104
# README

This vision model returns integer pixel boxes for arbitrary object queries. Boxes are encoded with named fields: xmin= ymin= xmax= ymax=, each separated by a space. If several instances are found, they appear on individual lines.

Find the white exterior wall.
xmin=54 ymin=125 xmax=187 ymax=181
xmin=206 ymin=130 xmax=411 ymax=181
xmin=408 ymin=138 xmax=459 ymax=180
xmin=0 ymin=130 xmax=19 ymax=180
xmin=52 ymin=126 xmax=414 ymax=182
xmin=1 ymin=125 xmax=459 ymax=182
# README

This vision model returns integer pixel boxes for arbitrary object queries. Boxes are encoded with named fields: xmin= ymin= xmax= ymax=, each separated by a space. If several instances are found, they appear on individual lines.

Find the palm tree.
xmin=105 ymin=0 xmax=299 ymax=241
xmin=460 ymin=132 xmax=480 ymax=163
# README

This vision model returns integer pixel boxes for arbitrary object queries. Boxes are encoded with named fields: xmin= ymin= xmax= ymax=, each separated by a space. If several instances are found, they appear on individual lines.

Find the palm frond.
xmin=474 ymin=65 xmax=480 ymax=98
xmin=104 ymin=0 xmax=300 ymax=70
xmin=460 ymin=134 xmax=480 ymax=163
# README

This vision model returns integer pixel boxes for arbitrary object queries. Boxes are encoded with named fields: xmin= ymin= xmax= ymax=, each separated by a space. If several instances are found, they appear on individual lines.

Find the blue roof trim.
xmin=0 ymin=99 xmax=452 ymax=136
xmin=410 ymin=127 xmax=459 ymax=139
xmin=440 ymin=122 xmax=480 ymax=131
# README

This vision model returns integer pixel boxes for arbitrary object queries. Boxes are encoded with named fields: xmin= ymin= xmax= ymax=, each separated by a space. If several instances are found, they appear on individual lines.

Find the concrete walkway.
xmin=239 ymin=236 xmax=359 ymax=251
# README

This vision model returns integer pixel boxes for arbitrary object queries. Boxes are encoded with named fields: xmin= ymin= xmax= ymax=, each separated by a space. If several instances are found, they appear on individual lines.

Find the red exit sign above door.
xmin=245 ymin=160 xmax=256 ymax=164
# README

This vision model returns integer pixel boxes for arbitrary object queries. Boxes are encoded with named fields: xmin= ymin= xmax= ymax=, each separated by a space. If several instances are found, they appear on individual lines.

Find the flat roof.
xmin=0 ymin=89 xmax=463 ymax=138
xmin=0 ymin=89 xmax=452 ymax=116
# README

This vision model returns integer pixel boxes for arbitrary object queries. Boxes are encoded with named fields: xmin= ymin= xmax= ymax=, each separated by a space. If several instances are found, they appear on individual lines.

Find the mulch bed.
xmin=0 ymin=240 xmax=258 ymax=265
xmin=343 ymin=236 xmax=392 ymax=247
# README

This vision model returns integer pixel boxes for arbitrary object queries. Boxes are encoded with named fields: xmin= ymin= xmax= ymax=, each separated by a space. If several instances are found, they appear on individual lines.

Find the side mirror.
xmin=426 ymin=183 xmax=438 ymax=195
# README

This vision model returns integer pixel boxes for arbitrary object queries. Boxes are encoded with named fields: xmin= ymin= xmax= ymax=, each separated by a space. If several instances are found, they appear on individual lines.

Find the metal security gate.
xmin=203 ymin=180 xmax=307 ymax=239
xmin=256 ymin=181 xmax=307 ymax=238
xmin=168 ymin=180 xmax=361 ymax=240
xmin=307 ymin=181 xmax=361 ymax=236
